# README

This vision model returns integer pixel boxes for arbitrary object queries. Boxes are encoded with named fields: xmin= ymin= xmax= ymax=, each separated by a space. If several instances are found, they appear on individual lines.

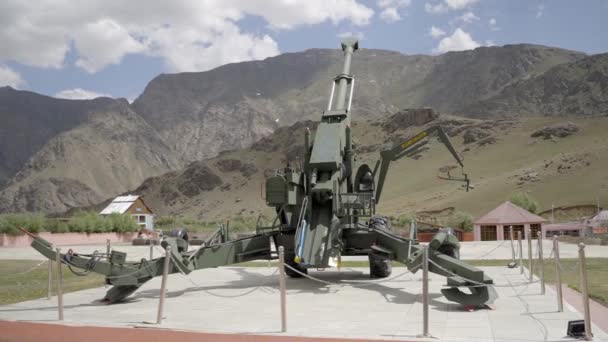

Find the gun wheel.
xmin=369 ymin=252 xmax=392 ymax=278
xmin=285 ymin=252 xmax=308 ymax=278
xmin=168 ymin=228 xmax=189 ymax=253
xmin=368 ymin=216 xmax=393 ymax=278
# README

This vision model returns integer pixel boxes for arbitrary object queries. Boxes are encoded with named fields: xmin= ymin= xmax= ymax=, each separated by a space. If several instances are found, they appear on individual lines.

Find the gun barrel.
xmin=333 ymin=39 xmax=358 ymax=111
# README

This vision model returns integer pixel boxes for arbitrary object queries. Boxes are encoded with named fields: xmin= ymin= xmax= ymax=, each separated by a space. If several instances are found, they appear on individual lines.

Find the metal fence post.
xmin=538 ymin=235 xmax=545 ymax=295
xmin=150 ymin=243 xmax=154 ymax=260
xmin=55 ymin=248 xmax=64 ymax=320
xmin=509 ymin=226 xmax=516 ymax=264
xmin=518 ymin=231 xmax=524 ymax=274
xmin=47 ymin=244 xmax=53 ymax=300
xmin=578 ymin=243 xmax=593 ymax=340
xmin=527 ymin=230 xmax=533 ymax=282
xmin=422 ymin=245 xmax=430 ymax=338
xmin=156 ymin=248 xmax=172 ymax=324
xmin=106 ymin=239 xmax=111 ymax=257
xmin=553 ymin=236 xmax=563 ymax=312
xmin=278 ymin=246 xmax=287 ymax=333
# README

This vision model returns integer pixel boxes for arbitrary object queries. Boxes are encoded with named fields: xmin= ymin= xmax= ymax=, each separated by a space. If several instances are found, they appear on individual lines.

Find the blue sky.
xmin=0 ymin=0 xmax=606 ymax=101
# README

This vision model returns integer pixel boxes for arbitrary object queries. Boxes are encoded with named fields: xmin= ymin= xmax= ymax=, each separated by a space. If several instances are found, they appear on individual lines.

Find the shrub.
xmin=0 ymin=211 xmax=141 ymax=235
xmin=394 ymin=213 xmax=415 ymax=227
xmin=68 ymin=211 xmax=109 ymax=233
xmin=46 ymin=219 xmax=70 ymax=233
xmin=0 ymin=213 xmax=46 ymax=235
xmin=510 ymin=192 xmax=539 ymax=213
xmin=155 ymin=216 xmax=176 ymax=226
xmin=447 ymin=211 xmax=473 ymax=231
xmin=107 ymin=213 xmax=139 ymax=233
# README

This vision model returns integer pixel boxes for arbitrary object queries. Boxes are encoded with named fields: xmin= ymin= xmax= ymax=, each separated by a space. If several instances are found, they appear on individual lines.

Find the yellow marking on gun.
xmin=400 ymin=131 xmax=428 ymax=149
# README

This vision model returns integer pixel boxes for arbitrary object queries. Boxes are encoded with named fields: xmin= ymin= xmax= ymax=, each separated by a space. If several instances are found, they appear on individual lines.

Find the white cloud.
xmin=456 ymin=11 xmax=479 ymax=24
xmin=433 ymin=28 xmax=480 ymax=53
xmin=380 ymin=8 xmax=401 ymax=22
xmin=377 ymin=0 xmax=411 ymax=7
xmin=0 ymin=64 xmax=24 ymax=88
xmin=485 ymin=40 xmax=495 ymax=46
xmin=54 ymin=88 xmax=112 ymax=100
xmin=377 ymin=0 xmax=411 ymax=23
xmin=72 ymin=19 xmax=147 ymax=73
xmin=241 ymin=0 xmax=374 ymax=30
xmin=536 ymin=4 xmax=545 ymax=18
xmin=337 ymin=31 xmax=365 ymax=40
xmin=0 ymin=1 xmax=374 ymax=73
xmin=488 ymin=17 xmax=500 ymax=31
xmin=425 ymin=3 xmax=448 ymax=13
xmin=425 ymin=0 xmax=479 ymax=13
xmin=429 ymin=26 xmax=447 ymax=38
xmin=445 ymin=0 xmax=479 ymax=10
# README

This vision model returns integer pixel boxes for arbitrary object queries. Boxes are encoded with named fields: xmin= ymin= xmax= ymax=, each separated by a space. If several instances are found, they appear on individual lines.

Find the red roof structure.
xmin=474 ymin=201 xmax=547 ymax=225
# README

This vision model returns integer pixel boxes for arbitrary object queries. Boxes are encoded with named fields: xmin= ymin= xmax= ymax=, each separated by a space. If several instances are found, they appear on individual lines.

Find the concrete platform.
xmin=1 ymin=266 xmax=606 ymax=341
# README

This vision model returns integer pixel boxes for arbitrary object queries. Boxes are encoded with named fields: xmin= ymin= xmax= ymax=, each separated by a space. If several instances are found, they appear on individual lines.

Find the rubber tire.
xmin=169 ymin=228 xmax=189 ymax=253
xmin=285 ymin=252 xmax=307 ymax=278
xmin=369 ymin=252 xmax=392 ymax=278
xmin=438 ymin=244 xmax=460 ymax=259
xmin=368 ymin=216 xmax=393 ymax=278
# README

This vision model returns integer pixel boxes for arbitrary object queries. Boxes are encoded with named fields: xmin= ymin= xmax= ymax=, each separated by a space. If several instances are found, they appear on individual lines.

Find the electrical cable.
xmin=61 ymin=250 xmax=103 ymax=276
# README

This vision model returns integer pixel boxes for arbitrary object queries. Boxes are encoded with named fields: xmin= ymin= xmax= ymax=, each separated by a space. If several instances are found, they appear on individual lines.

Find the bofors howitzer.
xmin=24 ymin=38 xmax=496 ymax=307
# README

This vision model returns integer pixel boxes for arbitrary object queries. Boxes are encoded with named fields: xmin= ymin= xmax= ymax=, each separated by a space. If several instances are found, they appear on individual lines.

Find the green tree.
xmin=510 ymin=192 xmax=539 ymax=213
xmin=447 ymin=211 xmax=473 ymax=231
xmin=396 ymin=213 xmax=415 ymax=227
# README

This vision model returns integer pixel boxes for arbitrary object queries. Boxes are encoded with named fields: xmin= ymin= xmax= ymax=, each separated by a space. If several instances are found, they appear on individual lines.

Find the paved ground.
xmin=1 ymin=266 xmax=606 ymax=341
xmin=1 ymin=239 xmax=606 ymax=261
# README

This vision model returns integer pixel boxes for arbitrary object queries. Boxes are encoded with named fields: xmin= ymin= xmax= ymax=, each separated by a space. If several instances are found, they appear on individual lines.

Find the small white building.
xmin=100 ymin=195 xmax=154 ymax=231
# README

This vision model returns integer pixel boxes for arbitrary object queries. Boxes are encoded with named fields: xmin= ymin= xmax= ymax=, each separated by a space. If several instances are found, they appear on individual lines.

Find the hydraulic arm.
xmin=23 ymin=227 xmax=275 ymax=303
xmin=374 ymin=125 xmax=465 ymax=203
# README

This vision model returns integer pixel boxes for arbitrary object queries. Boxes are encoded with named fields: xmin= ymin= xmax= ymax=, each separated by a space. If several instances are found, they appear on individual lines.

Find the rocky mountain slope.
xmin=462 ymin=53 xmax=608 ymax=117
xmin=0 ymin=87 xmax=118 ymax=186
xmin=0 ymin=101 xmax=182 ymax=213
xmin=1 ymin=43 xmax=606 ymax=214
xmin=132 ymin=44 xmax=584 ymax=162
xmin=127 ymin=111 xmax=608 ymax=220
xmin=419 ymin=45 xmax=583 ymax=112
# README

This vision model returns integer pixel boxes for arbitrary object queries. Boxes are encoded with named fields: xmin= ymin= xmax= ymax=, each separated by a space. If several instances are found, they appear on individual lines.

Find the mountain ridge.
xmin=1 ymin=43 xmax=607 ymax=214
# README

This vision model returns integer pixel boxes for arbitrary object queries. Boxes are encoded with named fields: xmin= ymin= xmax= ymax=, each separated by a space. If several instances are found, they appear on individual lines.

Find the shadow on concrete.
xmin=0 ymin=267 xmax=468 ymax=313
xmin=0 ymin=297 xmax=141 ymax=313
xmin=132 ymin=267 xmax=456 ymax=311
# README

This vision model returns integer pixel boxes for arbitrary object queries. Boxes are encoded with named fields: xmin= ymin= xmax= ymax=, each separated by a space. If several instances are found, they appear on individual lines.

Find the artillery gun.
xmin=24 ymin=39 xmax=496 ymax=307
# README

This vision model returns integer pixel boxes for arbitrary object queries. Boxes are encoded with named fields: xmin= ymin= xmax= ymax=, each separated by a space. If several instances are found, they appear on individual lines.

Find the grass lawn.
xmin=0 ymin=260 xmax=105 ymax=305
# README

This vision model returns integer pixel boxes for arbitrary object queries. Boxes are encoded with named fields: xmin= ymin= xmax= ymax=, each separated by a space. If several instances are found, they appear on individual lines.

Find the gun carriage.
xmin=25 ymin=39 xmax=496 ymax=307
